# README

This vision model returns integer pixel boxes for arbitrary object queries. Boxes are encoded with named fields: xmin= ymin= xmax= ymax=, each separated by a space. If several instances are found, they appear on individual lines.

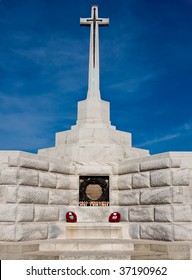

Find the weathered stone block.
xmin=16 ymin=223 xmax=48 ymax=241
xmin=155 ymin=206 xmax=173 ymax=222
xmin=8 ymin=157 xmax=18 ymax=167
xmin=39 ymin=172 xmax=56 ymax=188
xmin=172 ymin=186 xmax=183 ymax=203
xmin=19 ymin=158 xmax=49 ymax=171
xmin=129 ymin=206 xmax=154 ymax=222
xmin=172 ymin=169 xmax=190 ymax=186
xmin=49 ymin=162 xmax=75 ymax=175
xmin=49 ymin=189 xmax=70 ymax=205
xmin=132 ymin=172 xmax=150 ymax=189
xmin=6 ymin=186 xmax=17 ymax=203
xmin=118 ymin=163 xmax=139 ymax=175
xmin=0 ymin=169 xmax=17 ymax=185
xmin=17 ymin=205 xmax=34 ymax=222
xmin=174 ymin=224 xmax=192 ymax=240
xmin=141 ymin=223 xmax=173 ymax=241
xmin=48 ymin=223 xmax=64 ymax=239
xmin=171 ymin=158 xmax=181 ymax=168
xmin=118 ymin=174 xmax=132 ymax=190
xmin=57 ymin=175 xmax=78 ymax=190
xmin=119 ymin=190 xmax=140 ymax=206
xmin=34 ymin=206 xmax=59 ymax=222
xmin=0 ymin=225 xmax=15 ymax=241
xmin=70 ymin=190 xmax=79 ymax=205
xmin=173 ymin=205 xmax=192 ymax=222
xmin=129 ymin=223 xmax=140 ymax=239
xmin=141 ymin=158 xmax=170 ymax=171
xmin=110 ymin=191 xmax=118 ymax=205
xmin=141 ymin=187 xmax=172 ymax=204
xmin=0 ymin=186 xmax=6 ymax=203
xmin=17 ymin=187 xmax=48 ymax=204
xmin=151 ymin=169 xmax=171 ymax=187
xmin=18 ymin=169 xmax=39 ymax=186
xmin=0 ymin=205 xmax=16 ymax=222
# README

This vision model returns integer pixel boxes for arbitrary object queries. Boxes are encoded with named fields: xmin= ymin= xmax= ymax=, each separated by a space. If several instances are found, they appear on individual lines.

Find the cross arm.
xmin=80 ymin=18 xmax=91 ymax=26
xmin=98 ymin=18 xmax=109 ymax=26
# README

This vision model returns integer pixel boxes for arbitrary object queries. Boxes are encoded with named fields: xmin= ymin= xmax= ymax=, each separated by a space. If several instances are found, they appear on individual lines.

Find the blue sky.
xmin=0 ymin=0 xmax=192 ymax=155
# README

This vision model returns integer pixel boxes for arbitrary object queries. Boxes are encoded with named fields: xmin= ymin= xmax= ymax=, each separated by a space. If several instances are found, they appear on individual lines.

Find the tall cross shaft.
xmin=80 ymin=6 xmax=109 ymax=99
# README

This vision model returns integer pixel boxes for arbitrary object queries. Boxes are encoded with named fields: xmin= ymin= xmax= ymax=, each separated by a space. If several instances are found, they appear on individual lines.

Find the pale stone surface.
xmin=8 ymin=157 xmax=18 ymax=167
xmin=173 ymin=205 xmax=192 ymax=222
xmin=141 ymin=224 xmax=173 ymax=241
xmin=49 ymin=189 xmax=70 ymax=205
xmin=48 ymin=223 xmax=65 ymax=239
xmin=49 ymin=162 xmax=75 ymax=175
xmin=141 ymin=158 xmax=170 ymax=171
xmin=16 ymin=223 xmax=48 ymax=241
xmin=6 ymin=186 xmax=17 ymax=203
xmin=0 ymin=204 xmax=16 ymax=222
xmin=141 ymin=187 xmax=172 ymax=205
xmin=0 ymin=186 xmax=6 ymax=203
xmin=39 ymin=172 xmax=57 ymax=188
xmin=129 ymin=223 xmax=140 ymax=239
xmin=118 ymin=174 xmax=132 ymax=190
xmin=19 ymin=158 xmax=49 ymax=171
xmin=76 ymin=162 xmax=112 ymax=176
xmin=18 ymin=169 xmax=39 ymax=186
xmin=132 ymin=172 xmax=150 ymax=189
xmin=17 ymin=187 xmax=48 ymax=204
xmin=0 ymin=169 xmax=17 ymax=185
xmin=171 ymin=158 xmax=181 ymax=168
xmin=118 ymin=163 xmax=139 ymax=175
xmin=0 ymin=225 xmax=15 ymax=241
xmin=151 ymin=169 xmax=171 ymax=187
xmin=110 ymin=191 xmax=118 ymax=205
xmin=172 ymin=169 xmax=190 ymax=186
xmin=57 ymin=175 xmax=78 ymax=190
xmin=34 ymin=206 xmax=59 ymax=222
xmin=172 ymin=186 xmax=183 ymax=203
xmin=17 ymin=205 xmax=34 ymax=222
xmin=119 ymin=190 xmax=140 ymax=206
xmin=70 ymin=190 xmax=79 ymax=205
xmin=129 ymin=206 xmax=154 ymax=222
xmin=155 ymin=206 xmax=173 ymax=222
xmin=174 ymin=224 xmax=192 ymax=240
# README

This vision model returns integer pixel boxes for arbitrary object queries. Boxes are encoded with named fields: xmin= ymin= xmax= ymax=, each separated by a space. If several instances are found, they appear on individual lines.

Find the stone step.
xmin=39 ymin=239 xmax=134 ymax=252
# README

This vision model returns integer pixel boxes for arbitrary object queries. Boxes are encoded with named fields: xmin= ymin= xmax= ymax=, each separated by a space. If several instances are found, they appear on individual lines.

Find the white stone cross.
xmin=80 ymin=5 xmax=109 ymax=99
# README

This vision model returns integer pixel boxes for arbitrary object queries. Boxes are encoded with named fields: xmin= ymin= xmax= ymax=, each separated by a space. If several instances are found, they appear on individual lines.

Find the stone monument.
xmin=0 ymin=5 xmax=192 ymax=259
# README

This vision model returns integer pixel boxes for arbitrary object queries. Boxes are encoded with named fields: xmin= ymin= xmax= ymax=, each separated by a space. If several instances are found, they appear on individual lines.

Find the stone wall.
xmin=115 ymin=152 xmax=192 ymax=241
xmin=0 ymin=151 xmax=78 ymax=241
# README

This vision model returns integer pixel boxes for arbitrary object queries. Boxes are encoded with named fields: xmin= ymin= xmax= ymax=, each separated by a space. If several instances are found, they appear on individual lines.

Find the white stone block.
xmin=8 ymin=157 xmax=18 ymax=167
xmin=6 ymin=186 xmax=17 ymax=203
xmin=129 ymin=223 xmax=140 ymax=239
xmin=16 ymin=223 xmax=48 ymax=241
xmin=70 ymin=190 xmax=79 ymax=205
xmin=39 ymin=172 xmax=56 ymax=188
xmin=17 ymin=205 xmax=34 ymax=222
xmin=110 ymin=191 xmax=119 ymax=205
xmin=141 ymin=223 xmax=173 ymax=241
xmin=49 ymin=189 xmax=70 ymax=205
xmin=173 ymin=205 xmax=192 ymax=222
xmin=119 ymin=190 xmax=140 ymax=206
xmin=172 ymin=186 xmax=183 ymax=203
xmin=151 ymin=169 xmax=171 ymax=187
xmin=132 ymin=172 xmax=150 ymax=189
xmin=174 ymin=224 xmax=192 ymax=240
xmin=18 ymin=169 xmax=39 ymax=186
xmin=172 ymin=169 xmax=190 ymax=186
xmin=155 ymin=206 xmax=173 ymax=222
xmin=49 ymin=162 xmax=75 ymax=175
xmin=0 ymin=169 xmax=17 ymax=185
xmin=141 ymin=187 xmax=172 ymax=204
xmin=0 ymin=225 xmax=15 ymax=241
xmin=171 ymin=158 xmax=181 ymax=168
xmin=17 ymin=187 xmax=48 ymax=204
xmin=129 ymin=206 xmax=154 ymax=222
xmin=118 ymin=174 xmax=132 ymax=190
xmin=35 ymin=206 xmax=59 ymax=222
xmin=19 ymin=158 xmax=49 ymax=171
xmin=57 ymin=175 xmax=78 ymax=190
xmin=0 ymin=205 xmax=16 ymax=222
xmin=0 ymin=186 xmax=6 ymax=203
xmin=48 ymin=223 xmax=65 ymax=239
xmin=118 ymin=163 xmax=139 ymax=175
xmin=141 ymin=158 xmax=170 ymax=171
xmin=110 ymin=175 xmax=118 ymax=190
